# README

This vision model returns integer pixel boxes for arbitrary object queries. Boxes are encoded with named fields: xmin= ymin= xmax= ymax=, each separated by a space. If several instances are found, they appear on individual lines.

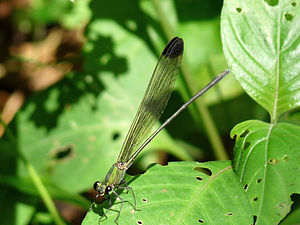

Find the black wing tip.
xmin=162 ymin=37 xmax=184 ymax=58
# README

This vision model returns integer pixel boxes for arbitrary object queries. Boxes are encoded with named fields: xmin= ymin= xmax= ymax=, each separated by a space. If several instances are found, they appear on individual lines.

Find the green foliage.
xmin=84 ymin=161 xmax=253 ymax=225
xmin=1 ymin=0 xmax=300 ymax=224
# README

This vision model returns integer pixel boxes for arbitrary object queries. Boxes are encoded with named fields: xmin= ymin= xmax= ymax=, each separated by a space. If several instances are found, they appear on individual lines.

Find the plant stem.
xmin=151 ymin=0 xmax=229 ymax=160
xmin=23 ymin=157 xmax=66 ymax=225
xmin=0 ymin=118 xmax=66 ymax=225
xmin=151 ymin=0 xmax=174 ymax=38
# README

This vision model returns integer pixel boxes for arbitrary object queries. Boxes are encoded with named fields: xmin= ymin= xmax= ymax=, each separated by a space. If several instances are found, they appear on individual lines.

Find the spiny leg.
xmin=112 ymin=190 xmax=124 ymax=225
xmin=98 ymin=195 xmax=112 ymax=224
xmin=119 ymin=180 xmax=139 ymax=211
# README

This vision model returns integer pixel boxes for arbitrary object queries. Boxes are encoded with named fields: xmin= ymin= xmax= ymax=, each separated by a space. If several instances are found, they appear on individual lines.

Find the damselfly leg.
xmin=119 ymin=180 xmax=139 ymax=211
xmin=98 ymin=195 xmax=112 ymax=224
xmin=98 ymin=180 xmax=138 ymax=224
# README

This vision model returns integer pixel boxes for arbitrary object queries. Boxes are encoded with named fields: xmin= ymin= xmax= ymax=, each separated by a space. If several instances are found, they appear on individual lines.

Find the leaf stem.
xmin=151 ymin=0 xmax=229 ymax=160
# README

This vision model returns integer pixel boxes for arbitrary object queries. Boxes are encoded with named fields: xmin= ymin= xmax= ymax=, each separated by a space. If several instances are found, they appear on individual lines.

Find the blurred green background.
xmin=0 ymin=0 xmax=274 ymax=224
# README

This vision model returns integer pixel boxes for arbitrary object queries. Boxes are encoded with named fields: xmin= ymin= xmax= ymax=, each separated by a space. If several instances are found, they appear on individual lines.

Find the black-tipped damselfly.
xmin=93 ymin=37 xmax=229 ymax=224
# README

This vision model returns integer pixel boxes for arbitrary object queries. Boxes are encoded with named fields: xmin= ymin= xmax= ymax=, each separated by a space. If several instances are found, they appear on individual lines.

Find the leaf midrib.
xmin=272 ymin=8 xmax=282 ymax=122
xmin=256 ymin=123 xmax=275 ymax=224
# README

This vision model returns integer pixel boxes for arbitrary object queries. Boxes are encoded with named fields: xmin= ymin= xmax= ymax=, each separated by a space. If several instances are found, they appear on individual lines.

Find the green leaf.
xmin=231 ymin=120 xmax=300 ymax=225
xmin=221 ymin=0 xmax=300 ymax=121
xmin=83 ymin=161 xmax=253 ymax=225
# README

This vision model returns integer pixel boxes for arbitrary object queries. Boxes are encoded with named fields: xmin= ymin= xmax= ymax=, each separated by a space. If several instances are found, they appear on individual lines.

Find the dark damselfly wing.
xmin=117 ymin=37 xmax=184 ymax=164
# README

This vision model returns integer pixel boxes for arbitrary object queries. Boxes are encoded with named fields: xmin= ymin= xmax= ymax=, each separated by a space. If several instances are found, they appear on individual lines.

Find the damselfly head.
xmin=93 ymin=181 xmax=105 ymax=196
xmin=93 ymin=181 xmax=113 ymax=196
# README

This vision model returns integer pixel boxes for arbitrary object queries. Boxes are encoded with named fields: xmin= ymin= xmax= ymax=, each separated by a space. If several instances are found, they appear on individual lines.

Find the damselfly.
xmin=93 ymin=37 xmax=229 ymax=224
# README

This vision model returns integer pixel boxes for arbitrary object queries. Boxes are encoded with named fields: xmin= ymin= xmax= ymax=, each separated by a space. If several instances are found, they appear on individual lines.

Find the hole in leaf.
xmin=194 ymin=167 xmax=212 ymax=176
xmin=201 ymin=168 xmax=212 ymax=176
xmin=196 ymin=176 xmax=203 ymax=181
xmin=228 ymin=212 xmax=233 ymax=216
xmin=198 ymin=219 xmax=204 ymax=223
xmin=51 ymin=144 xmax=74 ymax=160
xmin=290 ymin=194 xmax=300 ymax=207
xmin=236 ymin=7 xmax=242 ymax=13
xmin=137 ymin=220 xmax=143 ymax=224
xmin=283 ymin=155 xmax=289 ymax=161
xmin=264 ymin=0 xmax=279 ymax=6
xmin=284 ymin=13 xmax=293 ymax=21
xmin=291 ymin=1 xmax=297 ymax=7
xmin=142 ymin=198 xmax=147 ymax=202
xmin=253 ymin=197 xmax=258 ymax=202
xmin=240 ymin=130 xmax=249 ymax=138
xmin=257 ymin=178 xmax=262 ymax=183
xmin=244 ymin=142 xmax=251 ymax=150
xmin=244 ymin=184 xmax=248 ymax=190
xmin=253 ymin=215 xmax=257 ymax=224
xmin=268 ymin=158 xmax=279 ymax=165
xmin=112 ymin=132 xmax=120 ymax=140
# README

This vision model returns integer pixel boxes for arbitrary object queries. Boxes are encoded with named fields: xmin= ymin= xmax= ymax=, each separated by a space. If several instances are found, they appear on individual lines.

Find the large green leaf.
xmin=231 ymin=120 xmax=300 ymax=225
xmin=83 ymin=161 xmax=253 ymax=225
xmin=221 ymin=0 xmax=300 ymax=121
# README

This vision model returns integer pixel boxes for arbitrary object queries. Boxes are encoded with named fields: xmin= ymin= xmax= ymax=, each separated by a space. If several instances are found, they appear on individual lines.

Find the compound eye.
xmin=105 ymin=186 xmax=112 ymax=194
xmin=93 ymin=181 xmax=100 ymax=191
